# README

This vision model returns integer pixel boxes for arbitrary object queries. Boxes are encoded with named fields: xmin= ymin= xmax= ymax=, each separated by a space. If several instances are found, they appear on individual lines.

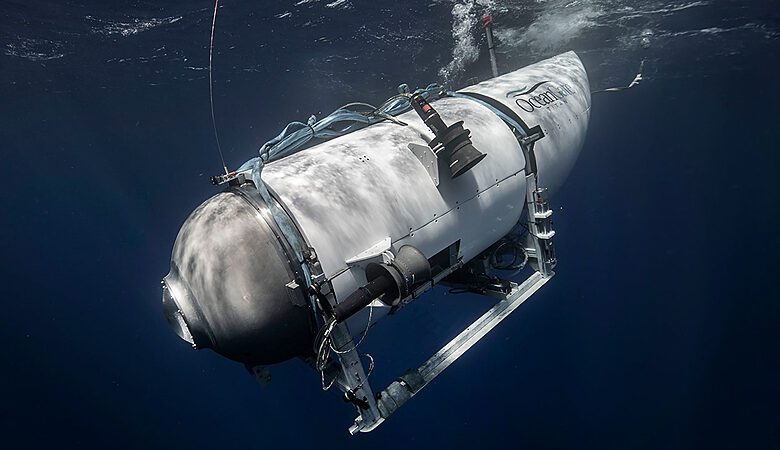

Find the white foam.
xmin=87 ymin=15 xmax=182 ymax=37
xmin=325 ymin=0 xmax=352 ymax=9
xmin=439 ymin=1 xmax=480 ymax=81
xmin=3 ymin=38 xmax=65 ymax=61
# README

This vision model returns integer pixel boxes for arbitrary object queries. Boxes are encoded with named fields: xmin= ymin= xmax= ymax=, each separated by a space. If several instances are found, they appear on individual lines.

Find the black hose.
xmin=332 ymin=275 xmax=394 ymax=323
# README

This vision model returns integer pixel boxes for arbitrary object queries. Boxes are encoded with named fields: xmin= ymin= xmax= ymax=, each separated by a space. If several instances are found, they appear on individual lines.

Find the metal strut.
xmin=360 ymin=271 xmax=551 ymax=433
xmin=519 ymin=128 xmax=556 ymax=277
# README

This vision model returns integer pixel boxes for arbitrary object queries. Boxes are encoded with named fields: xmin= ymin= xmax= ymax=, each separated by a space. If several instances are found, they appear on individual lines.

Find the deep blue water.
xmin=2 ymin=1 xmax=779 ymax=448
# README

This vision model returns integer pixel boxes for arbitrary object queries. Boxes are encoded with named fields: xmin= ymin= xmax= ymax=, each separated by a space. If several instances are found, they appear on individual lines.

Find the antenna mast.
xmin=209 ymin=0 xmax=228 ymax=175
xmin=483 ymin=15 xmax=499 ymax=78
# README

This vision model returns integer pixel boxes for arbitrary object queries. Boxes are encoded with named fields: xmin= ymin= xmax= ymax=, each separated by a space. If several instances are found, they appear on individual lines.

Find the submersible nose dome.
xmin=162 ymin=189 xmax=314 ymax=365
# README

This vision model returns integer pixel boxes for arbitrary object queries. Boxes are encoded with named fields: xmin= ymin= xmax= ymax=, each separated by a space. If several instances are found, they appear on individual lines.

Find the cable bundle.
xmin=237 ymin=84 xmax=442 ymax=175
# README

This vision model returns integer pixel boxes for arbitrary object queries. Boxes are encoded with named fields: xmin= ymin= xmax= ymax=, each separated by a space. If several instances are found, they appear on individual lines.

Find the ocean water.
xmin=2 ymin=0 xmax=779 ymax=448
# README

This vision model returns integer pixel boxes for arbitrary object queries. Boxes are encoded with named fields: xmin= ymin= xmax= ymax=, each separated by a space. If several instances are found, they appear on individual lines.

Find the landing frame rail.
xmin=349 ymin=270 xmax=552 ymax=433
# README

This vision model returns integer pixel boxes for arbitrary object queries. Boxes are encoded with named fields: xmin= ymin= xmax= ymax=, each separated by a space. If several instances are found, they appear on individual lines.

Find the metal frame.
xmin=356 ymin=271 xmax=551 ymax=433
xmin=322 ymin=129 xmax=559 ymax=433
xmin=237 ymin=139 xmax=557 ymax=432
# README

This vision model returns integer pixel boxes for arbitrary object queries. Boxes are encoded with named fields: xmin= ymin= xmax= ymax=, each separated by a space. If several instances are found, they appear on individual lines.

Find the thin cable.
xmin=329 ymin=302 xmax=373 ymax=354
xmin=352 ymin=353 xmax=375 ymax=391
xmin=252 ymin=84 xmax=441 ymax=172
xmin=315 ymin=318 xmax=337 ymax=371
xmin=209 ymin=0 xmax=228 ymax=175
xmin=314 ymin=303 xmax=375 ymax=391
xmin=321 ymin=368 xmax=337 ymax=391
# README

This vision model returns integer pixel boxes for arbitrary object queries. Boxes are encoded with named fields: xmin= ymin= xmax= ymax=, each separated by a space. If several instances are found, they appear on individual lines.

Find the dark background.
xmin=1 ymin=1 xmax=779 ymax=448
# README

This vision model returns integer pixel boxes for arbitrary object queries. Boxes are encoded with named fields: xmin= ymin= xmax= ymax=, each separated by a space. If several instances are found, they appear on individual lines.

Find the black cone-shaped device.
xmin=409 ymin=94 xmax=486 ymax=178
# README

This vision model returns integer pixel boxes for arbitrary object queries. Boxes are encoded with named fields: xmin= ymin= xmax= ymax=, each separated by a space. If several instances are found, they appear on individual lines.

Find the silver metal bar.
xmin=359 ymin=270 xmax=552 ymax=433
xmin=394 ymin=259 xmax=464 ymax=311
xmin=328 ymin=323 xmax=382 ymax=433
xmin=418 ymin=271 xmax=550 ymax=384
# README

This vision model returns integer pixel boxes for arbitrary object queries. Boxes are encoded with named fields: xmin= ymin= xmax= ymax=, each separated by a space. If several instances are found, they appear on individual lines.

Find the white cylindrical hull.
xmin=260 ymin=51 xmax=591 ymax=328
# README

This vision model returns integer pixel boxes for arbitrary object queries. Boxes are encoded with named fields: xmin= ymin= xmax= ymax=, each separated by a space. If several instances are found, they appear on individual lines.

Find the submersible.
xmin=162 ymin=51 xmax=590 ymax=432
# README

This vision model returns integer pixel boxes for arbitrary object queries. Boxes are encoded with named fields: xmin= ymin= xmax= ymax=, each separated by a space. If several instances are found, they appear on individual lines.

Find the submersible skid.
xmin=162 ymin=51 xmax=590 ymax=424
